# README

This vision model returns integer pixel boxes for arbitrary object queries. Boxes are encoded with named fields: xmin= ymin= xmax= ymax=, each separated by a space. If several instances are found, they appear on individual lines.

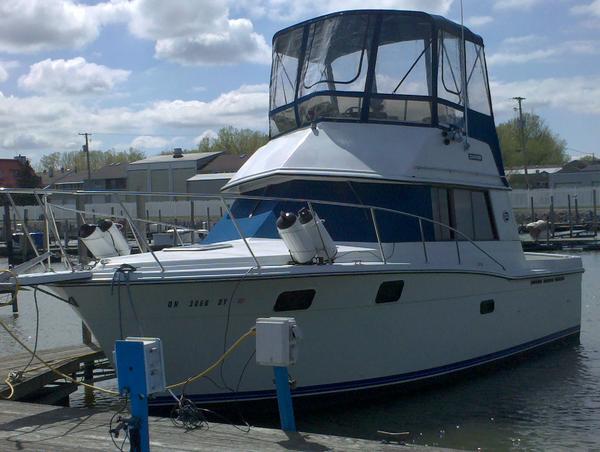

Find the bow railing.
xmin=0 ymin=188 xmax=506 ymax=272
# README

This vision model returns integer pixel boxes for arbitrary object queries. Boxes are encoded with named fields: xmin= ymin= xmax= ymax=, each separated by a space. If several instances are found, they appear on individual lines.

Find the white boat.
xmin=12 ymin=10 xmax=582 ymax=406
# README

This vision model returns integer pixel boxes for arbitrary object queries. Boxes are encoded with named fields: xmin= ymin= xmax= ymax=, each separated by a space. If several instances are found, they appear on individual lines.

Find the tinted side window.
xmin=376 ymin=281 xmax=404 ymax=304
xmin=274 ymin=290 xmax=316 ymax=312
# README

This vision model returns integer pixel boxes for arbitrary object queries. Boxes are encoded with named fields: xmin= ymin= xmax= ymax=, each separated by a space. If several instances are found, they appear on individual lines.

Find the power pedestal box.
xmin=256 ymin=317 xmax=301 ymax=367
xmin=115 ymin=337 xmax=166 ymax=395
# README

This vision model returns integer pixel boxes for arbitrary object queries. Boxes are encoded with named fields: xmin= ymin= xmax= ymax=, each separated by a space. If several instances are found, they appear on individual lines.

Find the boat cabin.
xmin=206 ymin=11 xmax=513 ymax=248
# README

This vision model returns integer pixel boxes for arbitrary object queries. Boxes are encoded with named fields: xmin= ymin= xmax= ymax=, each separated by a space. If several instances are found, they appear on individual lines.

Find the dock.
xmin=0 ymin=400 xmax=450 ymax=451
xmin=0 ymin=344 xmax=108 ymax=405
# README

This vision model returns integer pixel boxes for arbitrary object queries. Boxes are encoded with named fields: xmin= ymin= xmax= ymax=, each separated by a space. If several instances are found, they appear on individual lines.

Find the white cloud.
xmin=487 ymin=40 xmax=599 ymax=65
xmin=493 ymin=0 xmax=541 ymax=11
xmin=126 ymin=0 xmax=270 ymax=65
xmin=18 ymin=58 xmax=130 ymax=95
xmin=155 ymin=19 xmax=271 ymax=66
xmin=0 ymin=60 xmax=19 ymax=83
xmin=128 ymin=0 xmax=226 ymax=40
xmin=0 ymin=84 xmax=269 ymax=155
xmin=238 ymin=0 xmax=453 ymax=21
xmin=571 ymin=0 xmax=600 ymax=17
xmin=466 ymin=16 xmax=493 ymax=27
xmin=491 ymin=76 xmax=600 ymax=116
xmin=131 ymin=135 xmax=170 ymax=150
xmin=0 ymin=0 xmax=128 ymax=53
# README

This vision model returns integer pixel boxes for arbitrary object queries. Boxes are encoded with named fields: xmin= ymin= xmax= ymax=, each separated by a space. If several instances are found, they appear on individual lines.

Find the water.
xmin=2 ymin=254 xmax=600 ymax=450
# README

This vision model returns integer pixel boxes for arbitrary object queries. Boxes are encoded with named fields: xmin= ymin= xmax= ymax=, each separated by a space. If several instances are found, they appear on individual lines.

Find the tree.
xmin=37 ymin=148 xmax=146 ymax=172
xmin=497 ymin=113 xmax=568 ymax=168
xmin=163 ymin=127 xmax=269 ymax=156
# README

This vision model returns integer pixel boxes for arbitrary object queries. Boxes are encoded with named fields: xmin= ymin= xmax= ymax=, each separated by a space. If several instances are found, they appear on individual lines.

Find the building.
xmin=127 ymin=149 xmax=221 ymax=196
xmin=505 ymin=166 xmax=562 ymax=189
xmin=186 ymin=153 xmax=250 ymax=194
xmin=41 ymin=168 xmax=84 ymax=190
xmin=41 ymin=162 xmax=128 ymax=193
xmin=0 ymin=155 xmax=40 ymax=188
xmin=548 ymin=159 xmax=600 ymax=189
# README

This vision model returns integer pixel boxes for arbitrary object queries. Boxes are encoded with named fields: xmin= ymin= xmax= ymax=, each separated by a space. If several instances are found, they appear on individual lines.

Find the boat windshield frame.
xmin=269 ymin=10 xmax=493 ymax=138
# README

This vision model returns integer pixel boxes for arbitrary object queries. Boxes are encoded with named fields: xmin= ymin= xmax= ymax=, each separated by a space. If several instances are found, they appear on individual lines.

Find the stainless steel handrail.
xmin=0 ymin=188 xmax=506 ymax=272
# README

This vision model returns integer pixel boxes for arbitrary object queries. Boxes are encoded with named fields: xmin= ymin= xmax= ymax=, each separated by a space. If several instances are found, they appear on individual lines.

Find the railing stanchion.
xmin=221 ymin=197 xmax=261 ymax=269
xmin=117 ymin=196 xmax=165 ymax=273
xmin=36 ymin=194 xmax=72 ymax=271
xmin=419 ymin=218 xmax=428 ymax=263
xmin=369 ymin=208 xmax=386 ymax=264
xmin=455 ymin=238 xmax=461 ymax=265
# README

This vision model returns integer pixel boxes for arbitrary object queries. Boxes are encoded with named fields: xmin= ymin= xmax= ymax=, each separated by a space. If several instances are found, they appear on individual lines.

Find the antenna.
xmin=460 ymin=0 xmax=470 ymax=149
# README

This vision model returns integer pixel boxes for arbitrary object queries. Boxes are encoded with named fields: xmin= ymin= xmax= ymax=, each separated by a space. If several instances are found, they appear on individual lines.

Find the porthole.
xmin=480 ymin=299 xmax=494 ymax=315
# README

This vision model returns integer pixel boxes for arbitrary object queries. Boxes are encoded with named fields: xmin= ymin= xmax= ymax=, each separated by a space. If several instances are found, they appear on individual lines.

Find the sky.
xmin=0 ymin=0 xmax=598 ymax=164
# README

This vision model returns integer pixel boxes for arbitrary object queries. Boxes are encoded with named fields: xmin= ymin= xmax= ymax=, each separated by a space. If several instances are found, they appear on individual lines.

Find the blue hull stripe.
xmin=151 ymin=325 xmax=580 ymax=406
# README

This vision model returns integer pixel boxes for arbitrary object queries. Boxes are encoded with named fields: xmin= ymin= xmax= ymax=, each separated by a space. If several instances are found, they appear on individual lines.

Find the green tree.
xmin=163 ymin=127 xmax=268 ymax=156
xmin=37 ymin=148 xmax=146 ymax=172
xmin=497 ymin=113 xmax=568 ymax=168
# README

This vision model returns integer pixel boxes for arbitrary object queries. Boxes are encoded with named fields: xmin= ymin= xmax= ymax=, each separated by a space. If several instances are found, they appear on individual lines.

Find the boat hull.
xmin=53 ymin=268 xmax=582 ymax=405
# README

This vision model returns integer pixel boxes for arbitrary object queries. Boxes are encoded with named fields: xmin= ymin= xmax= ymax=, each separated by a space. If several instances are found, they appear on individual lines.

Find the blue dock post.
xmin=273 ymin=366 xmax=296 ymax=432
xmin=114 ymin=338 xmax=165 ymax=452
xmin=115 ymin=340 xmax=150 ymax=452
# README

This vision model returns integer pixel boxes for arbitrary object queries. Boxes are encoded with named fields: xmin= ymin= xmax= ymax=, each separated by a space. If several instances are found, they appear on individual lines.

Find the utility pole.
xmin=79 ymin=132 xmax=92 ymax=181
xmin=513 ymin=97 xmax=529 ymax=190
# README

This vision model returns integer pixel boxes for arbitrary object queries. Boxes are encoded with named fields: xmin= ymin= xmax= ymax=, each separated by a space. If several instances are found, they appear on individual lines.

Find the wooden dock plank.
xmin=0 ymin=400 xmax=450 ymax=451
xmin=0 ymin=344 xmax=105 ymax=400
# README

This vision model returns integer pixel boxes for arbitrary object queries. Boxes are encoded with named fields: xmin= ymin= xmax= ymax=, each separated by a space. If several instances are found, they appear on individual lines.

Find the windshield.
xmin=269 ymin=11 xmax=491 ymax=137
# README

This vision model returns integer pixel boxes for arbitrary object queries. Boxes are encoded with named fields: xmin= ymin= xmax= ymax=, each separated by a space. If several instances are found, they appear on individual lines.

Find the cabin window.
xmin=431 ymin=188 xmax=496 ymax=241
xmin=452 ymin=189 xmax=496 ymax=241
xmin=300 ymin=15 xmax=372 ymax=96
xmin=437 ymin=30 xmax=463 ymax=107
xmin=466 ymin=42 xmax=491 ymax=115
xmin=368 ymin=16 xmax=432 ymax=124
xmin=271 ymin=27 xmax=303 ymax=111
xmin=376 ymin=280 xmax=404 ymax=303
xmin=431 ymin=187 xmax=452 ymax=240
xmin=270 ymin=107 xmax=297 ymax=137
xmin=274 ymin=289 xmax=315 ymax=311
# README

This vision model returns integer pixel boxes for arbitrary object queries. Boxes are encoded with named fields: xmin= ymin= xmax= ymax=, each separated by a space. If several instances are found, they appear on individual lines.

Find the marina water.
xmin=1 ymin=254 xmax=599 ymax=451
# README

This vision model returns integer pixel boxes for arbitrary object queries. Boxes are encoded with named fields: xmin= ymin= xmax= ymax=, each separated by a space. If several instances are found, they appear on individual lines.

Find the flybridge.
xmin=267 ymin=10 xmax=505 ymax=178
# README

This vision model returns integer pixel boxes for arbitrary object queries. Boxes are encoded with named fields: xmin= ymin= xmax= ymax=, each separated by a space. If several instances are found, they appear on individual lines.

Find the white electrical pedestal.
xmin=256 ymin=317 xmax=301 ymax=367
xmin=255 ymin=317 xmax=301 ymax=432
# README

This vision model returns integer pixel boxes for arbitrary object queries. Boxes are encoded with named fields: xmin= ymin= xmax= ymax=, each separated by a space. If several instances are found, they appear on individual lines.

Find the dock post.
xmin=574 ymin=195 xmax=579 ymax=224
xmin=190 ymin=200 xmax=195 ymax=229
xmin=115 ymin=338 xmax=165 ymax=452
xmin=568 ymin=194 xmax=573 ymax=238
xmin=3 ymin=201 xmax=14 ymax=267
xmin=273 ymin=366 xmax=297 ymax=432
xmin=530 ymin=196 xmax=535 ymax=222
xmin=594 ymin=189 xmax=598 ymax=237
xmin=206 ymin=207 xmax=210 ymax=231
xmin=550 ymin=195 xmax=555 ymax=238
xmin=136 ymin=196 xmax=147 ymax=244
